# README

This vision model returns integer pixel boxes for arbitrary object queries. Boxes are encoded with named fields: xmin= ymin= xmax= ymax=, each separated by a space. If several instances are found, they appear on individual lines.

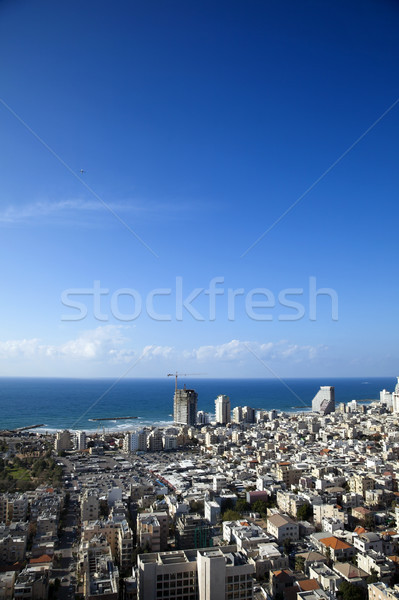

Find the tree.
xmin=190 ymin=500 xmax=204 ymax=514
xmin=252 ymin=500 xmax=268 ymax=518
xmin=366 ymin=568 xmax=379 ymax=584
xmin=362 ymin=514 xmax=376 ymax=530
xmin=283 ymin=538 xmax=292 ymax=555
xmin=296 ymin=503 xmax=313 ymax=522
xmin=325 ymin=547 xmax=331 ymax=566
xmin=222 ymin=498 xmax=236 ymax=512
xmin=338 ymin=581 xmax=366 ymax=600
xmin=295 ymin=555 xmax=305 ymax=573
xmin=236 ymin=498 xmax=250 ymax=514
xmin=222 ymin=509 xmax=241 ymax=521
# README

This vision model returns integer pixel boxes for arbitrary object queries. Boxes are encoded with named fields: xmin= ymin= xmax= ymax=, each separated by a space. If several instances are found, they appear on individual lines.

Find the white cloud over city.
xmin=0 ymin=326 xmax=326 ymax=377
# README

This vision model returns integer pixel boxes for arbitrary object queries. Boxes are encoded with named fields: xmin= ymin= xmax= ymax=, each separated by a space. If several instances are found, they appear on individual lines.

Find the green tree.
xmin=296 ymin=503 xmax=313 ymax=522
xmin=190 ymin=500 xmax=204 ymax=514
xmin=236 ymin=498 xmax=250 ymax=514
xmin=366 ymin=568 xmax=379 ymax=584
xmin=283 ymin=538 xmax=292 ymax=555
xmin=325 ymin=547 xmax=331 ymax=566
xmin=295 ymin=555 xmax=305 ymax=572
xmin=252 ymin=500 xmax=268 ymax=517
xmin=362 ymin=514 xmax=376 ymax=530
xmin=222 ymin=509 xmax=241 ymax=521
xmin=338 ymin=581 xmax=366 ymax=600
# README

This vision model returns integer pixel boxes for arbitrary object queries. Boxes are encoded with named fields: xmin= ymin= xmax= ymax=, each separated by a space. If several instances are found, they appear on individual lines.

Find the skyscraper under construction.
xmin=174 ymin=387 xmax=198 ymax=426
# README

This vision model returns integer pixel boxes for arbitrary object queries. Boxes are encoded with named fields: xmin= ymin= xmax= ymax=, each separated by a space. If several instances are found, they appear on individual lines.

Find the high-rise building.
xmin=174 ymin=388 xmax=198 ymax=426
xmin=232 ymin=406 xmax=243 ymax=423
xmin=147 ymin=429 xmax=163 ymax=452
xmin=197 ymin=411 xmax=210 ymax=425
xmin=137 ymin=545 xmax=254 ymax=600
xmin=124 ymin=430 xmax=148 ymax=452
xmin=215 ymin=395 xmax=231 ymax=425
xmin=312 ymin=386 xmax=335 ymax=415
xmin=242 ymin=406 xmax=255 ymax=423
xmin=54 ymin=430 xmax=72 ymax=452
xmin=74 ymin=430 xmax=87 ymax=451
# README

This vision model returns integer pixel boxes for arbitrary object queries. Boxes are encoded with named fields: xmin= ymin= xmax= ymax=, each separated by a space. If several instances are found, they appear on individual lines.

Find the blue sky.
xmin=0 ymin=0 xmax=398 ymax=378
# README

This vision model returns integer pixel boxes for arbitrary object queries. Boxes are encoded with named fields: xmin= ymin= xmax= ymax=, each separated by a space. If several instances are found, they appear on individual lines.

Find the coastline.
xmin=0 ymin=376 xmax=388 ymax=432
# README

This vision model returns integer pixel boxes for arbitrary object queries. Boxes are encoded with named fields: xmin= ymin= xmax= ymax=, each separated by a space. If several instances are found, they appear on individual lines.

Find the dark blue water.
xmin=0 ymin=377 xmax=395 ymax=432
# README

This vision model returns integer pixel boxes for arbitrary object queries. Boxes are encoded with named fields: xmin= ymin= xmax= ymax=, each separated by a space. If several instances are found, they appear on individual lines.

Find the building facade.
xmin=215 ymin=395 xmax=231 ymax=425
xmin=174 ymin=388 xmax=198 ymax=426
xmin=312 ymin=386 xmax=335 ymax=415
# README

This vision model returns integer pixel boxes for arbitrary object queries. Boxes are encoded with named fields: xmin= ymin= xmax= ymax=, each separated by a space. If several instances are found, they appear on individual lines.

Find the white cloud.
xmin=0 ymin=331 xmax=326 ymax=376
xmin=0 ymin=197 xmax=205 ymax=225
xmin=0 ymin=326 xmax=134 ymax=362
xmin=0 ymin=338 xmax=44 ymax=358
xmin=0 ymin=199 xmax=102 ymax=223
xmin=184 ymin=339 xmax=324 ymax=363
xmin=142 ymin=345 xmax=174 ymax=360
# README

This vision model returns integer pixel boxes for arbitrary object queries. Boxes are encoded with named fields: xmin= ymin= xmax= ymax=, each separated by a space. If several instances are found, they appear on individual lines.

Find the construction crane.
xmin=167 ymin=372 xmax=204 ymax=392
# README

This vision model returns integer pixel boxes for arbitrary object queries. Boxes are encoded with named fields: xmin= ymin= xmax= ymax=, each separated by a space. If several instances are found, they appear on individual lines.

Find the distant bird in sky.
xmin=80 ymin=169 xmax=86 ymax=174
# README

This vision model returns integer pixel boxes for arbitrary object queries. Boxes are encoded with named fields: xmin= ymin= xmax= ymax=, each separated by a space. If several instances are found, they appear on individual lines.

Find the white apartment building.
xmin=74 ymin=430 xmax=87 ymax=451
xmin=137 ymin=545 xmax=254 ymax=600
xmin=215 ymin=395 xmax=231 ymax=425
xmin=266 ymin=513 xmax=299 ymax=542
xmin=204 ymin=500 xmax=221 ymax=525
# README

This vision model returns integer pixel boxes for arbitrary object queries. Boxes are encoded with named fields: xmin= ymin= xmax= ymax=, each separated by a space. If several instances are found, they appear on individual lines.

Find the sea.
xmin=0 ymin=376 xmax=395 ymax=433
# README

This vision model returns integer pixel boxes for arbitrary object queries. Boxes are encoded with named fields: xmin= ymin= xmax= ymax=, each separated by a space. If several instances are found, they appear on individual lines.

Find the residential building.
xmin=54 ymin=429 xmax=72 ymax=452
xmin=204 ymin=500 xmax=221 ymax=526
xmin=0 ymin=570 xmax=16 ymax=599
xmin=215 ymin=395 xmax=231 ymax=425
xmin=14 ymin=566 xmax=49 ymax=600
xmin=137 ymin=512 xmax=169 ymax=552
xmin=74 ymin=430 xmax=87 ymax=451
xmin=357 ymin=550 xmax=395 ymax=583
xmin=175 ymin=514 xmax=213 ymax=550
xmin=266 ymin=513 xmax=299 ymax=543
xmin=0 ymin=523 xmax=28 ymax=563
xmin=147 ymin=429 xmax=163 ymax=452
xmin=242 ymin=406 xmax=255 ymax=424
xmin=81 ymin=490 xmax=100 ymax=522
xmin=232 ymin=407 xmax=243 ymax=424
xmin=80 ymin=540 xmax=119 ymax=600
xmin=318 ymin=537 xmax=355 ymax=562
xmin=369 ymin=582 xmax=399 ymax=600
xmin=137 ymin=545 xmax=254 ymax=600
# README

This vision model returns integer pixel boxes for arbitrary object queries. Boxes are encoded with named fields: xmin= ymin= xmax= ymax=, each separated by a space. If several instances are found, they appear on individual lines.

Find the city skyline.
xmin=1 ymin=1 xmax=399 ymax=379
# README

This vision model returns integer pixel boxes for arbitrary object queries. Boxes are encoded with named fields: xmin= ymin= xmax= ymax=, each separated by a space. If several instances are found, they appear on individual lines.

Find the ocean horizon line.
xmin=0 ymin=375 xmax=395 ymax=381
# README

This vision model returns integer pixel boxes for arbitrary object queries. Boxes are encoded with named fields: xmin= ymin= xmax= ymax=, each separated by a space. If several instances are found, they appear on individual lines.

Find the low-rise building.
xmin=266 ymin=513 xmax=299 ymax=543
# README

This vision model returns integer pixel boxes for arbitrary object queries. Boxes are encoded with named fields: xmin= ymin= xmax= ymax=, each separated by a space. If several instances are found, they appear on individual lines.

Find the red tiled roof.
xmin=298 ymin=579 xmax=320 ymax=591
xmin=354 ymin=526 xmax=366 ymax=534
xmin=30 ymin=554 xmax=53 ymax=564
xmin=320 ymin=536 xmax=351 ymax=550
